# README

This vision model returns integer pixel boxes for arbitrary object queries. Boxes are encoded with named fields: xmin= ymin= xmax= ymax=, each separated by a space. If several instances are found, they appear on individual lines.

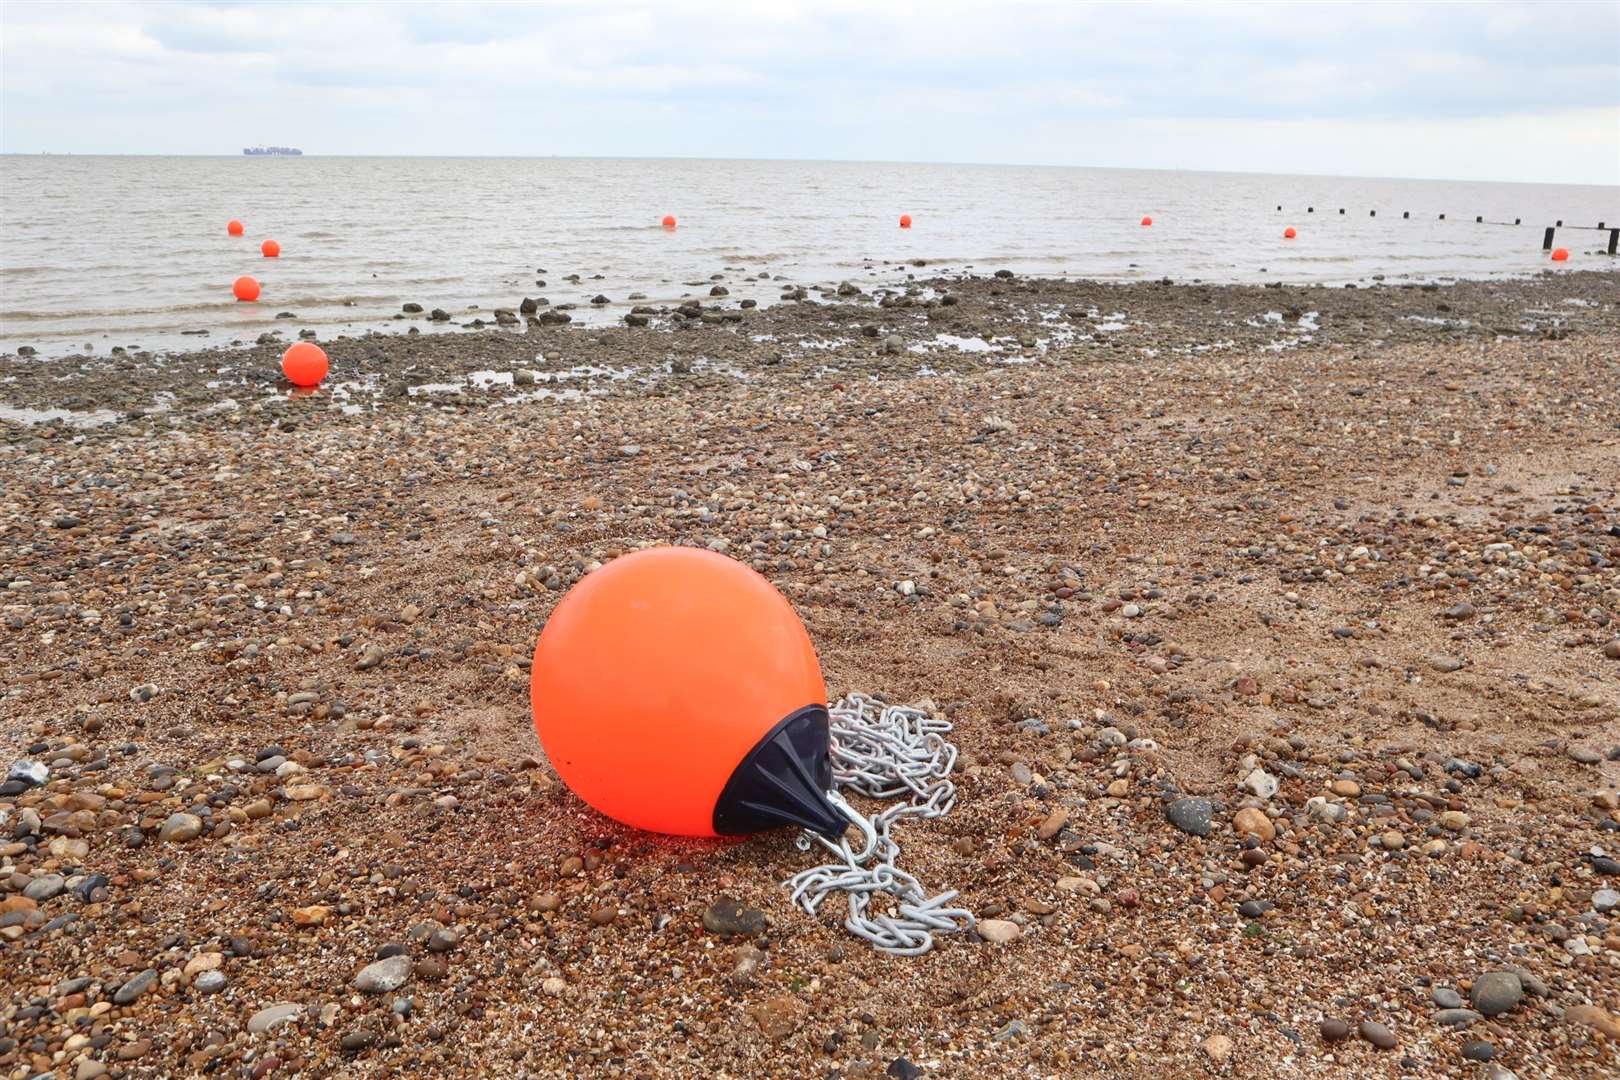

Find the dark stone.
xmin=887 ymin=1058 xmax=922 ymax=1080
xmin=1165 ymin=797 xmax=1215 ymax=836
xmin=1320 ymin=1018 xmax=1350 ymax=1041
xmin=701 ymin=897 xmax=766 ymax=937
xmin=113 ymin=969 xmax=158 ymax=1005
xmin=73 ymin=875 xmax=110 ymax=903
xmin=340 ymin=1030 xmax=376 ymax=1054
xmin=402 ymin=303 xmax=423 ymax=313
xmin=1462 ymin=1041 xmax=1495 ymax=1061
xmin=427 ymin=308 xmax=451 ymax=322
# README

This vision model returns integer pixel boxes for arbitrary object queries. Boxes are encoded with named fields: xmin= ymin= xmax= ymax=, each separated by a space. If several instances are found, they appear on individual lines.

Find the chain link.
xmin=782 ymin=693 xmax=974 ymax=955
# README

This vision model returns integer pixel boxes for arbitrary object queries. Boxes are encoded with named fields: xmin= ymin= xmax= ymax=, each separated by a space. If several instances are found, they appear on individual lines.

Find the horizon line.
xmin=1 ymin=151 xmax=1616 ymax=190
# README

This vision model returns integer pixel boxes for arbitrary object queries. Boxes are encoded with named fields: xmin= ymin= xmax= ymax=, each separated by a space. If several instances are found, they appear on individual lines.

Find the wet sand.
xmin=2 ymin=270 xmax=1618 ymax=1079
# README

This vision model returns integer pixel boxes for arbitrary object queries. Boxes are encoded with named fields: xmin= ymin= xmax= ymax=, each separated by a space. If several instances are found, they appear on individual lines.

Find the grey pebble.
xmin=246 ymin=1002 xmax=303 ymax=1033
xmin=1470 ymin=971 xmax=1522 ymax=1017
xmin=194 ymin=970 xmax=228 ymax=994
xmin=354 ymin=953 xmax=414 ymax=993
xmin=157 ymin=812 xmax=203 ymax=842
xmin=1166 ymin=797 xmax=1215 ymax=837
xmin=23 ymin=873 xmax=66 ymax=902
xmin=113 ymin=969 xmax=158 ymax=1005
xmin=1434 ymin=1008 xmax=1482 ymax=1028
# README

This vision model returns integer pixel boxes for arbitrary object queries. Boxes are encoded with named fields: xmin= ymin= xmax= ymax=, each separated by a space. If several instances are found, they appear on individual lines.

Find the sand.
xmin=1 ymin=269 xmax=1617 ymax=1079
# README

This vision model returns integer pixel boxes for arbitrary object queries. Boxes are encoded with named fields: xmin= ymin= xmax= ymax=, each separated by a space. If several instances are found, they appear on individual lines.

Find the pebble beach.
xmin=2 ymin=268 xmax=1618 ymax=1079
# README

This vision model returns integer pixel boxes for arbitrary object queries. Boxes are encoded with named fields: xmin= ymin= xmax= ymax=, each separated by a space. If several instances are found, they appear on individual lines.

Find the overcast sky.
xmin=2 ymin=1 xmax=1617 ymax=184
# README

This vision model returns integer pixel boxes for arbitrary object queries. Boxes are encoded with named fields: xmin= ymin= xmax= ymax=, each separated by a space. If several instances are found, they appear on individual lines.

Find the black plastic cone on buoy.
xmin=713 ymin=704 xmax=844 ymax=836
xmin=532 ymin=547 xmax=849 ymax=839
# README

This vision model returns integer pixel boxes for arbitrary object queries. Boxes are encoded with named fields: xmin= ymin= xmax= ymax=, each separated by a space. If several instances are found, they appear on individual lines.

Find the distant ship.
xmin=243 ymin=146 xmax=303 ymax=156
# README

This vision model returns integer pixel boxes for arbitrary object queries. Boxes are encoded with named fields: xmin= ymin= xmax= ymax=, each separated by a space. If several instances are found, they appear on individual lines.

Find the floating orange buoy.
xmin=899 ymin=214 xmax=912 ymax=228
xmin=1141 ymin=216 xmax=1152 ymax=226
xmin=1284 ymin=227 xmax=1297 ymax=239
xmin=261 ymin=239 xmax=280 ymax=258
xmin=227 ymin=219 xmax=244 ymax=236
xmin=662 ymin=215 xmax=677 ymax=229
xmin=233 ymin=275 xmax=260 ymax=302
xmin=531 ymin=546 xmax=846 ymax=839
xmin=1550 ymin=247 xmax=1569 ymax=261
xmin=281 ymin=342 xmax=328 ymax=387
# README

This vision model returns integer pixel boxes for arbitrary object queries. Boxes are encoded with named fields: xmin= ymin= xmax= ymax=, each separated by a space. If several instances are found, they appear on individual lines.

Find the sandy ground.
xmin=2 ymin=270 xmax=1618 ymax=1080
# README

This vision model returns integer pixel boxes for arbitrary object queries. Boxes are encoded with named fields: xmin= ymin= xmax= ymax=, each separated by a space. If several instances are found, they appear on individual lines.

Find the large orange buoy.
xmin=281 ymin=342 xmax=328 ymax=387
xmin=899 ymin=214 xmax=912 ymax=228
xmin=1284 ymin=227 xmax=1297 ymax=239
xmin=1141 ymin=216 xmax=1152 ymax=226
xmin=261 ymin=239 xmax=280 ymax=258
xmin=227 ymin=219 xmax=244 ymax=236
xmin=662 ymin=215 xmax=677 ymax=229
xmin=233 ymin=275 xmax=260 ymax=302
xmin=1550 ymin=247 xmax=1569 ymax=261
xmin=531 ymin=546 xmax=845 ymax=839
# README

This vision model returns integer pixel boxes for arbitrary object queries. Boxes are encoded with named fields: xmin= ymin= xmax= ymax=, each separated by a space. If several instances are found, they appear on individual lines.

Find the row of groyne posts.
xmin=1278 ymin=205 xmax=1620 ymax=255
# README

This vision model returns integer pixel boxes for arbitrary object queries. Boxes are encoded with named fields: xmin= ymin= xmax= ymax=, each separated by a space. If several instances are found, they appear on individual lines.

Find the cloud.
xmin=1 ymin=0 xmax=1616 ymax=183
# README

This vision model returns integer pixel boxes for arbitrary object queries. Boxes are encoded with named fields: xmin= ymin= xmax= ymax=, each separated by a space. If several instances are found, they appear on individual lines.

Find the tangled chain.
xmin=782 ymin=693 xmax=974 ymax=955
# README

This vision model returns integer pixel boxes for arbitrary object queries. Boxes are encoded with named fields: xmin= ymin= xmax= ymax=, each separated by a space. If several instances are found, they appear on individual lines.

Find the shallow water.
xmin=1 ymin=155 xmax=1614 ymax=356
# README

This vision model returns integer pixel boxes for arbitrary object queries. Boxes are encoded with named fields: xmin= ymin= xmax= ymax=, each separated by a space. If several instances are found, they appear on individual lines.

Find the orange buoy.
xmin=531 ymin=546 xmax=845 ymax=839
xmin=1550 ymin=247 xmax=1569 ymax=261
xmin=261 ymin=239 xmax=280 ymax=258
xmin=233 ymin=275 xmax=260 ymax=302
xmin=662 ymin=215 xmax=677 ymax=229
xmin=1284 ymin=227 xmax=1297 ymax=239
xmin=899 ymin=214 xmax=912 ymax=228
xmin=281 ymin=342 xmax=328 ymax=387
xmin=1141 ymin=216 xmax=1152 ymax=226
xmin=227 ymin=219 xmax=244 ymax=236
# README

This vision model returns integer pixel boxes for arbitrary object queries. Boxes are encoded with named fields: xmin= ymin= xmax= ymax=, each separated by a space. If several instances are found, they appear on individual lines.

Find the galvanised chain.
xmin=783 ymin=693 xmax=974 ymax=955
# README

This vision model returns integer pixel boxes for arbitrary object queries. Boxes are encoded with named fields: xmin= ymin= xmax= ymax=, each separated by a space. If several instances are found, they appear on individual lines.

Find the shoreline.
xmin=2 ymin=269 xmax=1617 ymax=426
xmin=0 ymin=269 xmax=1617 ymax=1079
xmin=6 ymin=261 xmax=1620 ymax=364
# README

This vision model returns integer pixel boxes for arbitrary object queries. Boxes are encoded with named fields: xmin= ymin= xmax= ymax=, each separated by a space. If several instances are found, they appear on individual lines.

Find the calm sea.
xmin=1 ymin=156 xmax=1615 ymax=355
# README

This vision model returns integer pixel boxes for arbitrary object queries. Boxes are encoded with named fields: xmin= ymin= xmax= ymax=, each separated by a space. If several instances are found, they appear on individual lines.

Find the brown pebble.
xmin=1357 ymin=1020 xmax=1396 ymax=1049
xmin=1036 ymin=808 xmax=1068 ymax=839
